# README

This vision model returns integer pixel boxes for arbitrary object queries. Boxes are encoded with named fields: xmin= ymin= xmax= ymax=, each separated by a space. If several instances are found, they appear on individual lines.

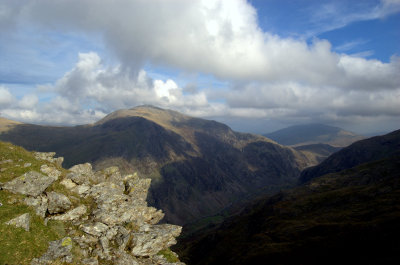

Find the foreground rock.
xmin=1 ymin=149 xmax=183 ymax=264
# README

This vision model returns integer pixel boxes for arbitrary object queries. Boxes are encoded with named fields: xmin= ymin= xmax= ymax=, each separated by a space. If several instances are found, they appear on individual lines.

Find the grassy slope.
xmin=0 ymin=141 xmax=69 ymax=264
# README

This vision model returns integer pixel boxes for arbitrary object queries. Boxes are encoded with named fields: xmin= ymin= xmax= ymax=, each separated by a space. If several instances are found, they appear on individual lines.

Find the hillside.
xmin=264 ymin=123 xmax=364 ymax=147
xmin=300 ymin=129 xmax=400 ymax=183
xmin=177 ymin=130 xmax=400 ymax=265
xmin=0 ymin=106 xmax=314 ymax=225
xmin=0 ymin=141 xmax=183 ymax=264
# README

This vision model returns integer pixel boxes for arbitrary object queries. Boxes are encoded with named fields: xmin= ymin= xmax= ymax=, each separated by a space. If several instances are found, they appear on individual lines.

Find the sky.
xmin=0 ymin=0 xmax=399 ymax=135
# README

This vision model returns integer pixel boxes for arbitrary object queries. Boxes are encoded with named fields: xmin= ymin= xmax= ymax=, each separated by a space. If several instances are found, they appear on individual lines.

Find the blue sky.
xmin=0 ymin=0 xmax=399 ymax=134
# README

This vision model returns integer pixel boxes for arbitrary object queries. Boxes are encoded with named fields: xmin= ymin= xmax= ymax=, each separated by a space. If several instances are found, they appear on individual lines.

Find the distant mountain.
xmin=0 ymin=105 xmax=314 ymax=225
xmin=177 ymin=130 xmax=400 ymax=265
xmin=300 ymin=128 xmax=400 ymax=183
xmin=264 ymin=123 xmax=364 ymax=147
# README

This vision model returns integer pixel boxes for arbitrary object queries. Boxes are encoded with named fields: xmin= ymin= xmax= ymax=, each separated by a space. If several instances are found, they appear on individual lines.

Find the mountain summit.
xmin=0 ymin=106 xmax=314 ymax=225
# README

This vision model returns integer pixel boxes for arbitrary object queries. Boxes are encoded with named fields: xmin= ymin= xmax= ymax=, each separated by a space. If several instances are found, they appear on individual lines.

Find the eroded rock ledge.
xmin=2 ymin=152 xmax=184 ymax=265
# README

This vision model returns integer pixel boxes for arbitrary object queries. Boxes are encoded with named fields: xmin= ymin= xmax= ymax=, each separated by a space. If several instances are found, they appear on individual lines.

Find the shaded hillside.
xmin=264 ymin=123 xmax=364 ymax=147
xmin=294 ymin=143 xmax=342 ymax=164
xmin=0 ymin=106 xmax=313 ymax=225
xmin=177 ymin=147 xmax=400 ymax=264
xmin=300 ymin=129 xmax=400 ymax=183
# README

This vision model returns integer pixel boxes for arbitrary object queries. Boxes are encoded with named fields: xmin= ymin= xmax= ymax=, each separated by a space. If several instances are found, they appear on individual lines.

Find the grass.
xmin=0 ymin=141 xmax=71 ymax=264
xmin=158 ymin=248 xmax=180 ymax=263
xmin=0 ymin=190 xmax=66 ymax=264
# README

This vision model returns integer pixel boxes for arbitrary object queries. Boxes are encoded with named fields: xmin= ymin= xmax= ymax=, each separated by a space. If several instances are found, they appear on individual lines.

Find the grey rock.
xmin=81 ymin=222 xmax=109 ymax=237
xmin=82 ymin=257 xmax=99 ymax=265
xmin=130 ymin=224 xmax=182 ymax=257
xmin=68 ymin=163 xmax=93 ymax=184
xmin=73 ymin=234 xmax=98 ymax=249
xmin=47 ymin=191 xmax=72 ymax=214
xmin=40 ymin=165 xmax=61 ymax=180
xmin=126 ymin=178 xmax=151 ymax=202
xmin=100 ymin=236 xmax=111 ymax=258
xmin=24 ymin=162 xmax=32 ymax=168
xmin=60 ymin=178 xmax=77 ymax=189
xmin=34 ymin=152 xmax=64 ymax=167
xmin=24 ymin=195 xmax=48 ymax=218
xmin=3 ymin=171 xmax=57 ymax=197
xmin=71 ymin=184 xmax=91 ymax=197
xmin=51 ymin=205 xmax=87 ymax=221
xmin=31 ymin=237 xmax=73 ymax=264
xmin=0 ymin=159 xmax=13 ymax=164
xmin=5 ymin=213 xmax=30 ymax=231
xmin=113 ymin=251 xmax=140 ymax=265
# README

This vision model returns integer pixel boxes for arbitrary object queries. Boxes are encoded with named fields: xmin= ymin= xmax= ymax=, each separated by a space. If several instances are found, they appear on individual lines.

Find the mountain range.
xmin=0 ymin=106 xmax=314 ymax=225
xmin=176 ymin=129 xmax=400 ymax=264
xmin=264 ymin=123 xmax=364 ymax=147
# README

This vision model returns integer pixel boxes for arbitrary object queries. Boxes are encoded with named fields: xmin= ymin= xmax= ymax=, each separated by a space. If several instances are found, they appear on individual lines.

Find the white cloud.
xmin=0 ymin=86 xmax=15 ymax=107
xmin=0 ymin=0 xmax=399 ymax=133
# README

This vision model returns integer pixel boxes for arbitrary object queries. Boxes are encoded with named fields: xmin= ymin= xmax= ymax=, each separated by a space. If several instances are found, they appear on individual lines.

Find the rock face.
xmin=1 ymin=149 xmax=184 ymax=264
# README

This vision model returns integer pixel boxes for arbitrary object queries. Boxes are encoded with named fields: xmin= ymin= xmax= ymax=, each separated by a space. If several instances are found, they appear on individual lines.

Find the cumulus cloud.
xmin=15 ymin=0 xmax=398 ymax=89
xmin=1 ymin=52 xmax=209 ymax=125
xmin=0 ymin=0 xmax=399 ymax=133
xmin=0 ymin=86 xmax=15 ymax=107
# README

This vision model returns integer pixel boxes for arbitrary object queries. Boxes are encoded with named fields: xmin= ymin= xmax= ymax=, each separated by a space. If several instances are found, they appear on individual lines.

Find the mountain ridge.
xmin=0 ymin=106 xmax=314 ymax=225
xmin=264 ymin=123 xmax=364 ymax=147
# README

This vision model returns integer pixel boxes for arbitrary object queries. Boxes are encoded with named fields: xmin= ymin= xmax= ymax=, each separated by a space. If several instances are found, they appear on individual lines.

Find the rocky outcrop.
xmin=1 ymin=151 xmax=184 ymax=264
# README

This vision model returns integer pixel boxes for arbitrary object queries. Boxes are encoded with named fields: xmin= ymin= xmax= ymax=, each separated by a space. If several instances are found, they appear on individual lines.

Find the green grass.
xmin=0 ymin=190 xmax=66 ymax=264
xmin=158 ymin=248 xmax=180 ymax=263
xmin=0 ymin=141 xmax=71 ymax=264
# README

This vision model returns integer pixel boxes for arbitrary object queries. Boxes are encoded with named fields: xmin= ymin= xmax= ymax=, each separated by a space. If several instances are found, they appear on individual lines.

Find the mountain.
xmin=293 ymin=143 xmax=342 ymax=165
xmin=176 ymin=130 xmax=400 ymax=265
xmin=0 ymin=105 xmax=313 ymax=225
xmin=300 ymin=129 xmax=400 ymax=183
xmin=264 ymin=123 xmax=364 ymax=147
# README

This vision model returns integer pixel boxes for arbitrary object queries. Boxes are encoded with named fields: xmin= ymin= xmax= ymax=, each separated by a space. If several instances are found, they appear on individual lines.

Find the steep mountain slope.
xmin=0 ymin=106 xmax=312 ymax=225
xmin=300 ymin=129 xmax=400 ymax=183
xmin=177 ymin=130 xmax=400 ymax=265
xmin=264 ymin=123 xmax=364 ymax=147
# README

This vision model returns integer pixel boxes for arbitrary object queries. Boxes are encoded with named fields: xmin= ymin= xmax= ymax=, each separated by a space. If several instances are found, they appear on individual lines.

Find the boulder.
xmin=81 ymin=222 xmax=109 ymax=237
xmin=3 ymin=171 xmax=56 ymax=197
xmin=129 ymin=224 xmax=182 ymax=257
xmin=60 ymin=178 xmax=77 ymax=189
xmin=40 ymin=165 xmax=61 ymax=180
xmin=24 ymin=195 xmax=48 ymax=218
xmin=47 ymin=191 xmax=72 ymax=214
xmin=5 ymin=213 xmax=30 ymax=231
xmin=51 ymin=205 xmax=87 ymax=221
xmin=34 ymin=152 xmax=64 ymax=167
xmin=68 ymin=163 xmax=93 ymax=184
xmin=31 ymin=237 xmax=73 ymax=264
